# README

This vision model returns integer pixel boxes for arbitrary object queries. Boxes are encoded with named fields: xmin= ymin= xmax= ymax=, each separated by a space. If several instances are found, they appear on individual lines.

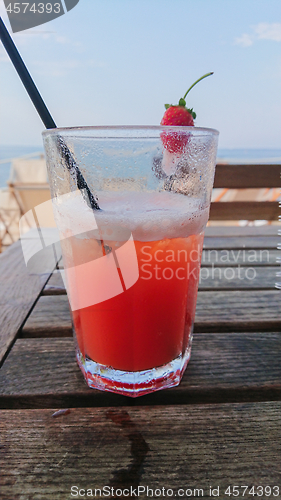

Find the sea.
xmin=0 ymin=145 xmax=281 ymax=189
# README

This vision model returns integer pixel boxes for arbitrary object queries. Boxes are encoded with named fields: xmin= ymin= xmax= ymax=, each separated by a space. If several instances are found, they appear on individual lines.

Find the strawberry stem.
xmin=183 ymin=72 xmax=213 ymax=100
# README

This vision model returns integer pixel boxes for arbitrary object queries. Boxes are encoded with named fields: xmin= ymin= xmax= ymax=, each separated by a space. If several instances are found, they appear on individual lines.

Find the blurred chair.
xmin=0 ymin=187 xmax=21 ymax=250
xmin=209 ymin=163 xmax=280 ymax=225
xmin=0 ymin=155 xmax=55 ymax=251
xmin=8 ymin=155 xmax=52 ymax=219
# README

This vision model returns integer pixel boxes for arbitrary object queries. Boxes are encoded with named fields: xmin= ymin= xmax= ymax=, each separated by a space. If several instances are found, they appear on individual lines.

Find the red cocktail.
xmin=72 ymin=233 xmax=203 ymax=372
xmin=43 ymin=126 xmax=218 ymax=396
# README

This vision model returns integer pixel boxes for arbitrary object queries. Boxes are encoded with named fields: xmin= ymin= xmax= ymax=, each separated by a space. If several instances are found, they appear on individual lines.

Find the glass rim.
xmin=42 ymin=124 xmax=219 ymax=138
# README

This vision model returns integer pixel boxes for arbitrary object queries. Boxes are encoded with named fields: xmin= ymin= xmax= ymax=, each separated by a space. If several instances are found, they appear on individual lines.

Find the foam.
xmin=52 ymin=190 xmax=209 ymax=242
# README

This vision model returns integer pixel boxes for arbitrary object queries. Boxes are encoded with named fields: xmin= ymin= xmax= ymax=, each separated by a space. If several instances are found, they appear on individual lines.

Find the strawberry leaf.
xmin=187 ymin=108 xmax=196 ymax=119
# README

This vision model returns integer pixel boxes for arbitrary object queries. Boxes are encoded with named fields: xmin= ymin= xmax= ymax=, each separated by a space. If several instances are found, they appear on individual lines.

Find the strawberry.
xmin=161 ymin=72 xmax=213 ymax=154
xmin=161 ymin=105 xmax=195 ymax=127
xmin=160 ymin=128 xmax=190 ymax=155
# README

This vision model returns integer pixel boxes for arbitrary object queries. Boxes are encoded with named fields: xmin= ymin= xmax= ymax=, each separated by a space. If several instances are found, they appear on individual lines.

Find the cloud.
xmin=235 ymin=33 xmax=253 ymax=47
xmin=32 ymin=59 xmax=80 ymax=77
xmin=53 ymin=35 xmax=69 ymax=44
xmin=0 ymin=26 xmax=85 ymax=66
xmin=0 ymin=7 xmax=82 ymax=48
xmin=235 ymin=22 xmax=281 ymax=46
xmin=0 ymin=29 xmax=60 ymax=63
xmin=255 ymin=23 xmax=281 ymax=42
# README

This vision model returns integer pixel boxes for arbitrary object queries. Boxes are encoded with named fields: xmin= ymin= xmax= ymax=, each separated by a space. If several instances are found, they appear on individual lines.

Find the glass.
xmin=43 ymin=126 xmax=219 ymax=397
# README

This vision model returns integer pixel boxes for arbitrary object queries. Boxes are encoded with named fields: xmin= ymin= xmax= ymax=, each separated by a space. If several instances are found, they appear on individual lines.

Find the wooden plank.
xmin=213 ymin=163 xmax=281 ymax=188
xmin=209 ymin=201 xmax=279 ymax=221
xmin=0 ymin=239 xmax=60 ymax=366
xmin=0 ymin=333 xmax=281 ymax=408
xmin=0 ymin=402 xmax=280 ymax=499
xmin=21 ymin=295 xmax=72 ymax=337
xmin=201 ymin=248 xmax=279 ymax=266
xmin=199 ymin=266 xmax=279 ymax=290
xmin=43 ymin=270 xmax=65 ymax=295
xmin=195 ymin=289 xmax=281 ymax=332
xmin=205 ymin=225 xmax=280 ymax=237
xmin=21 ymin=289 xmax=281 ymax=338
xmin=203 ymin=235 xmax=279 ymax=248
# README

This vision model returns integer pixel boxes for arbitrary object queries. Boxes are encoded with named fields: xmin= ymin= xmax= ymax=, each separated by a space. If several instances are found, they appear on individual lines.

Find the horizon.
xmin=1 ymin=145 xmax=281 ymax=188
xmin=1 ymin=144 xmax=281 ymax=158
xmin=2 ymin=145 xmax=281 ymax=151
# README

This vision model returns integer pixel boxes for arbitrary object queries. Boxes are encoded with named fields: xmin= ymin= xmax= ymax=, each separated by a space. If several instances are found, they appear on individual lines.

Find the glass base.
xmin=76 ymin=336 xmax=193 ymax=397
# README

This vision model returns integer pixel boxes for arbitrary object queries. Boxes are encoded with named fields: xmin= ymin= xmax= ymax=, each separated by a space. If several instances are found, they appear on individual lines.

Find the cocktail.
xmin=43 ymin=126 xmax=218 ymax=396
xmin=0 ymin=17 xmax=218 ymax=396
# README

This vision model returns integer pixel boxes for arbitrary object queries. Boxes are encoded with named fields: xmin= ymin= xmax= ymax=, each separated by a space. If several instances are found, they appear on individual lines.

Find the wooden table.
xmin=0 ymin=225 xmax=281 ymax=500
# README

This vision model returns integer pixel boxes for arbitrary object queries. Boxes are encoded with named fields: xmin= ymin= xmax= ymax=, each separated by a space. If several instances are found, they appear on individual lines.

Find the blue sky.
xmin=0 ymin=0 xmax=280 ymax=148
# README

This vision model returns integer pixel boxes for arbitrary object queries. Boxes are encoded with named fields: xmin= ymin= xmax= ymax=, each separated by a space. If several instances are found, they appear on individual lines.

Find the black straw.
xmin=0 ymin=17 xmax=100 ymax=210
xmin=0 ymin=17 xmax=56 ymax=129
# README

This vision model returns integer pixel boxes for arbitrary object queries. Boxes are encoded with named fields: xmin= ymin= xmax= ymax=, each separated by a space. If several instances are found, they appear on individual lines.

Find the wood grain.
xmin=195 ymin=289 xmax=281 ymax=332
xmin=0 ymin=239 xmax=60 ymax=366
xmin=209 ymin=201 xmax=279 ymax=221
xmin=21 ymin=295 xmax=72 ymax=337
xmin=213 ymin=163 xmax=281 ymax=188
xmin=199 ymin=266 xmax=279 ymax=290
xmin=1 ymin=332 xmax=281 ymax=408
xmin=43 ymin=270 xmax=66 ymax=295
xmin=21 ymin=289 xmax=281 ymax=338
xmin=203 ymin=235 xmax=279 ymax=248
xmin=202 ymin=248 xmax=279 ymax=266
xmin=204 ymin=225 xmax=280 ymax=237
xmin=0 ymin=402 xmax=280 ymax=499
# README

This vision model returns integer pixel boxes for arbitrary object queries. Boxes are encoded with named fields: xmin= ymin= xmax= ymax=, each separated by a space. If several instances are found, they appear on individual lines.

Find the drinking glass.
xmin=43 ymin=126 xmax=219 ymax=397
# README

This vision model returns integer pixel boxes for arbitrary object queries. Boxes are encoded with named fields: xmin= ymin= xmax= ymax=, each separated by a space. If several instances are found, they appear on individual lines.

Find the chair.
xmin=209 ymin=163 xmax=280 ymax=223
xmin=0 ymin=187 xmax=21 ymax=249
xmin=7 ymin=155 xmax=52 ymax=218
xmin=0 ymin=156 xmax=54 ymax=251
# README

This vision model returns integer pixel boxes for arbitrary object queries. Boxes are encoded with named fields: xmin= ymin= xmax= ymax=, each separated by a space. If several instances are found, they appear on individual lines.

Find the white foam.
xmin=52 ymin=190 xmax=209 ymax=242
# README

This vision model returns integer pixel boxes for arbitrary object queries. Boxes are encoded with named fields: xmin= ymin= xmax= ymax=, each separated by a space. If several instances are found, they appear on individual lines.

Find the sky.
xmin=0 ymin=0 xmax=281 ymax=149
